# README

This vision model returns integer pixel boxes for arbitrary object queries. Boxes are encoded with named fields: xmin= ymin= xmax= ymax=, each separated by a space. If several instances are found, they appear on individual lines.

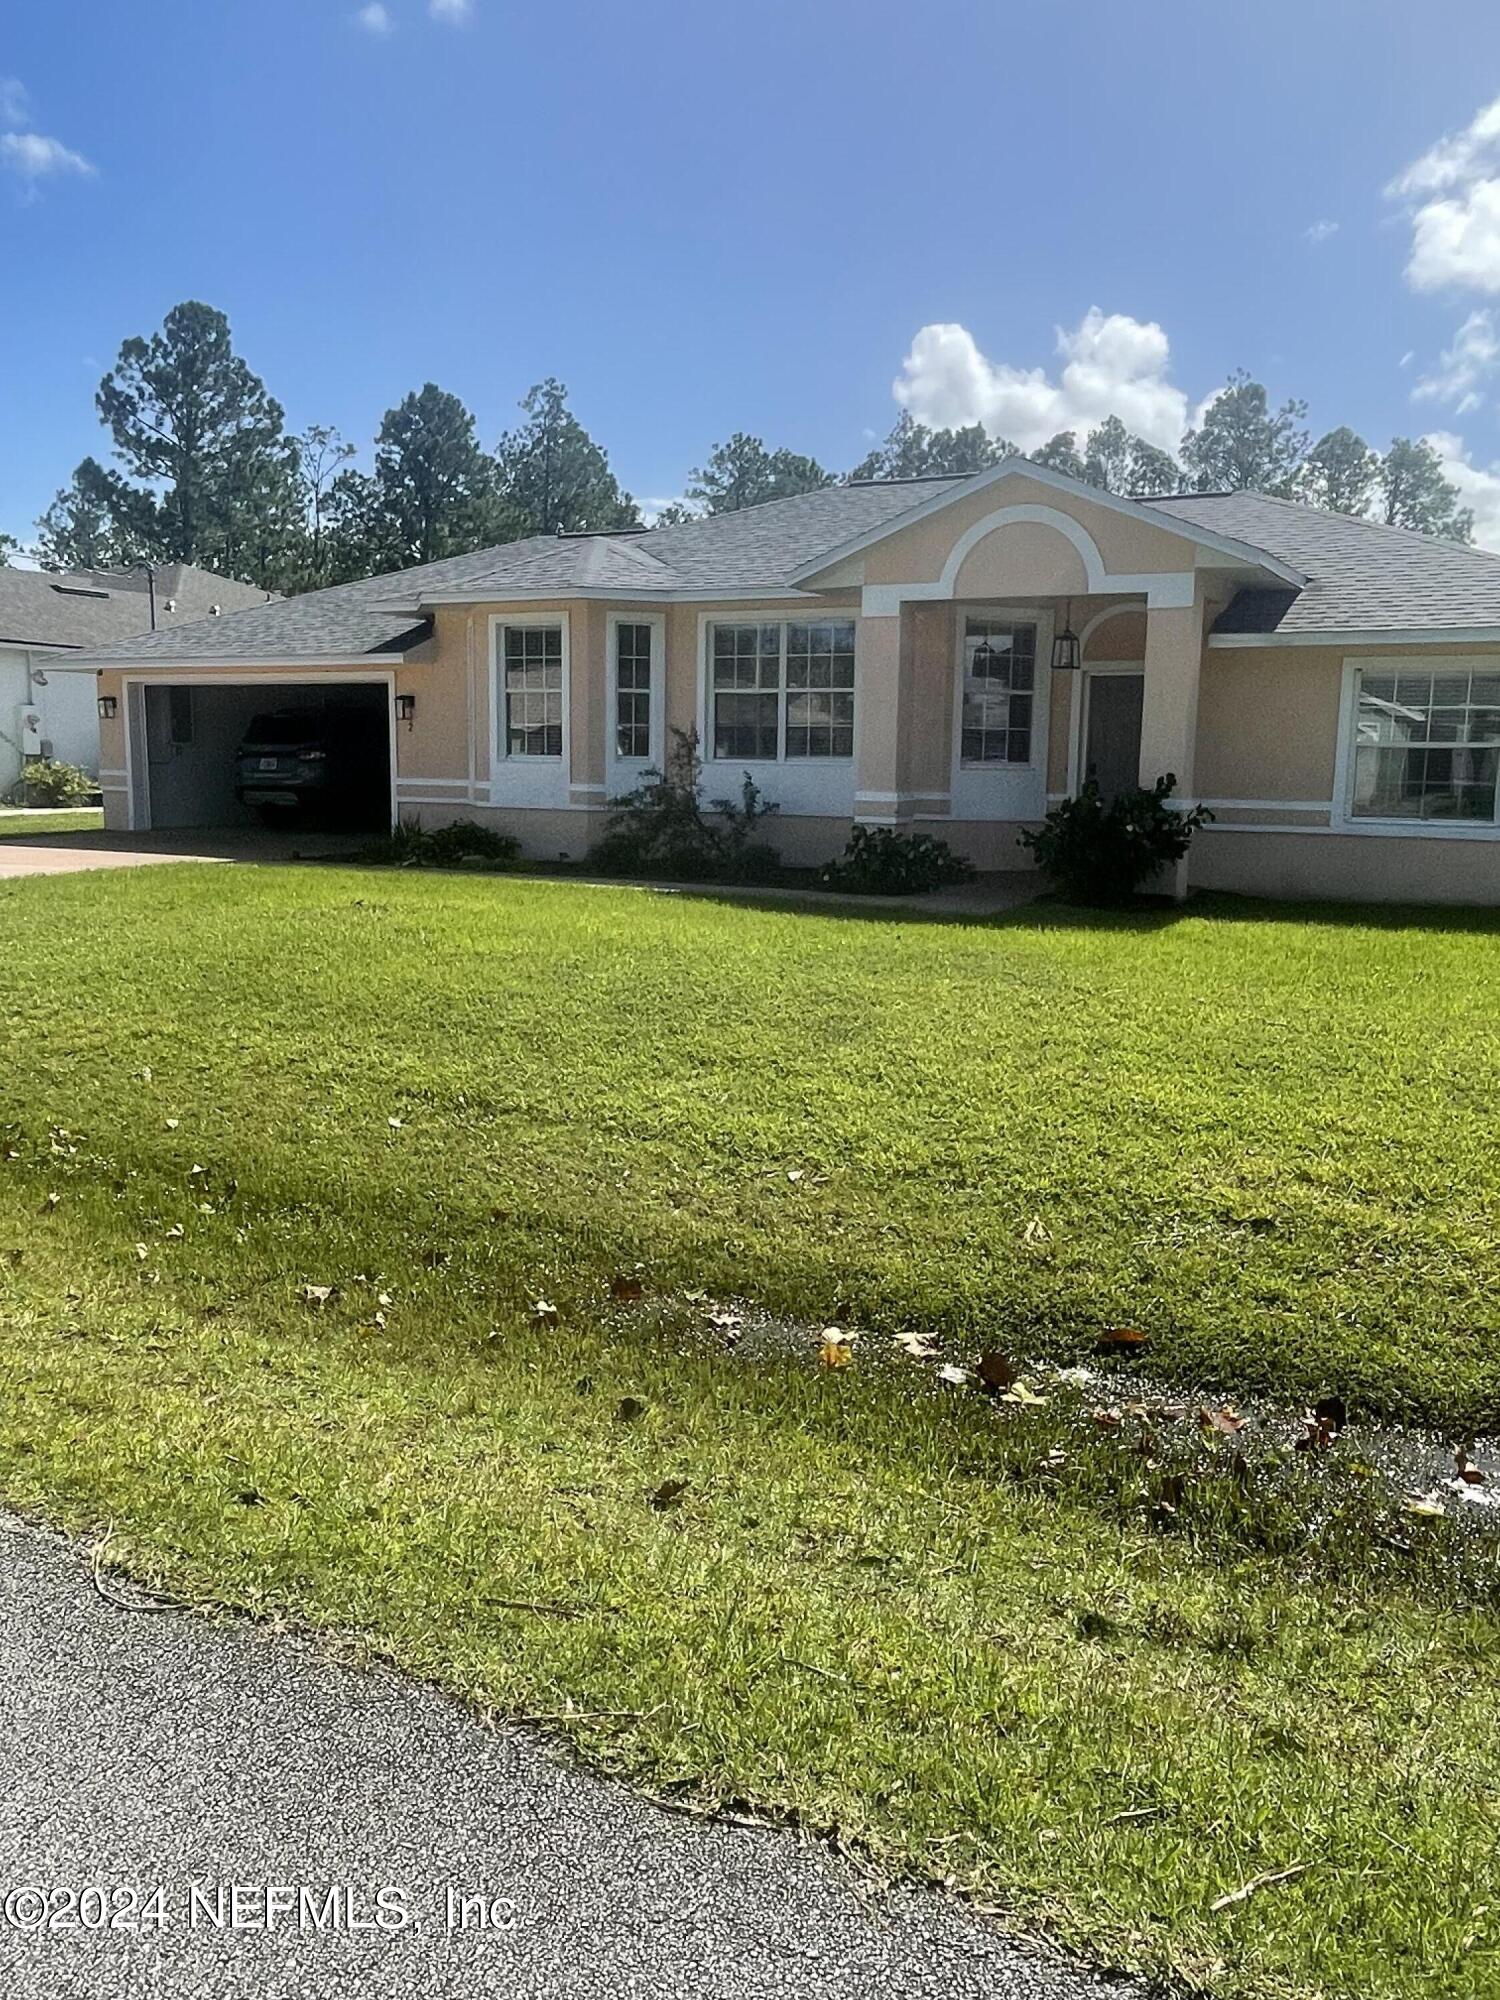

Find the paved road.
xmin=0 ymin=1513 xmax=1126 ymax=2000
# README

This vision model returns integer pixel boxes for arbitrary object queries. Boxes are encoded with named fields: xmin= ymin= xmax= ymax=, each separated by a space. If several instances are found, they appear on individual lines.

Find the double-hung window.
xmin=501 ymin=623 xmax=564 ymax=758
xmin=1348 ymin=665 xmax=1500 ymax=824
xmin=710 ymin=619 xmax=856 ymax=760
xmin=961 ymin=618 xmax=1035 ymax=765
xmin=614 ymin=621 xmax=654 ymax=760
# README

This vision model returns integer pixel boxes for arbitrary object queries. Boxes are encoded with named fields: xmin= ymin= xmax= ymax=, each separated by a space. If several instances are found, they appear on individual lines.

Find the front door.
xmin=1083 ymin=673 xmax=1143 ymax=800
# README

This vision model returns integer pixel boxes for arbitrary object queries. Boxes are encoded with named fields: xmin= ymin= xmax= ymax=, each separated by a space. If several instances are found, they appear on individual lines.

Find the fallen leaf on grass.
xmin=1095 ymin=1328 xmax=1149 ymax=1354
xmin=610 ymin=1273 xmax=645 ymax=1303
xmin=893 ymin=1332 xmax=939 ymax=1359
xmin=1199 ymin=1405 xmax=1247 ymax=1435
xmin=1091 ymin=1407 xmax=1123 ymax=1430
xmin=1454 ymin=1446 xmax=1487 ymax=1486
xmin=649 ymin=1479 xmax=690 ymax=1511
xmin=819 ymin=1327 xmax=854 ymax=1369
xmin=976 ymin=1351 xmax=1018 ymax=1394
xmin=937 ymin=1363 xmax=971 ymax=1387
xmin=1022 ymin=1215 xmax=1051 ymax=1245
xmin=615 ymin=1396 xmax=647 ymax=1422
xmin=164 ymin=1223 xmax=185 ymax=1240
xmin=42 ymin=1192 xmax=60 ymax=1212
xmin=1001 ymin=1380 xmax=1048 ymax=1407
xmin=300 ymin=1284 xmax=335 ymax=1308
xmin=531 ymin=1298 xmax=560 ymax=1326
xmin=1402 ymin=1492 xmax=1447 ymax=1519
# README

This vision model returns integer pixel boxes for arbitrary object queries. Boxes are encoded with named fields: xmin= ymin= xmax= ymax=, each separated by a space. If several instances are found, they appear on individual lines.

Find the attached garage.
xmin=122 ymin=676 xmax=395 ymax=833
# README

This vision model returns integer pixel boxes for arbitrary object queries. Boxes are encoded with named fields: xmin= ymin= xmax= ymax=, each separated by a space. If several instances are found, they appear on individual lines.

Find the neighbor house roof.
xmin=0 ymin=562 xmax=273 ymax=653
xmin=55 ymin=469 xmax=1500 ymax=669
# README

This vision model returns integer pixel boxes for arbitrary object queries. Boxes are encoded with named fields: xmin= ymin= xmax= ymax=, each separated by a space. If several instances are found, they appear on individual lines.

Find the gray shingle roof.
xmin=59 ymin=477 xmax=1500 ymax=669
xmin=1149 ymin=491 xmax=1500 ymax=634
xmin=0 ymin=563 xmax=273 ymax=651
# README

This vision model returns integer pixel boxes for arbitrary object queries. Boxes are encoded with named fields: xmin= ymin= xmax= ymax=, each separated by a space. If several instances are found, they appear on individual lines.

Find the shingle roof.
xmin=58 ymin=476 xmax=1500 ymax=669
xmin=1149 ymin=491 xmax=1500 ymax=634
xmin=0 ymin=562 xmax=273 ymax=652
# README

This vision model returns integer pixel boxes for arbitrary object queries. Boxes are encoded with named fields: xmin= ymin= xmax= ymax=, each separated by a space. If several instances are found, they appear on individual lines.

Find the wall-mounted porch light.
xmin=1050 ymin=600 xmax=1081 ymax=673
xmin=395 ymin=693 xmax=416 ymax=726
xmin=97 ymin=694 xmax=118 ymax=719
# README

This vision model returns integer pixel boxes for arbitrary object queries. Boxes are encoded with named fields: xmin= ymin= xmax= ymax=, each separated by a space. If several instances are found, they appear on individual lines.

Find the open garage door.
xmin=133 ymin=680 xmax=393 ymax=833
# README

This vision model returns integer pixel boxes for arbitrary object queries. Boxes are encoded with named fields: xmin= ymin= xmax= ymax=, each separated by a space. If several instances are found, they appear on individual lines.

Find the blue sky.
xmin=8 ymin=1 xmax=1500 ymax=544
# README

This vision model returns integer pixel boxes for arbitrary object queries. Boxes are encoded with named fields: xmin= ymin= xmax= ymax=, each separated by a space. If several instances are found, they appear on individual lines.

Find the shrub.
xmin=364 ymin=818 xmax=520 ymax=870
xmin=589 ymin=728 xmax=782 ymax=884
xmin=10 ymin=758 xmax=97 ymax=807
xmin=1019 ymin=774 xmax=1212 ymax=904
xmin=818 ymin=826 xmax=976 ymax=896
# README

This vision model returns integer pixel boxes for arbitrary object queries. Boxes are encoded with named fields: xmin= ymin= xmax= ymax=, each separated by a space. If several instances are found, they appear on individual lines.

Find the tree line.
xmin=8 ymin=303 xmax=1478 ymax=595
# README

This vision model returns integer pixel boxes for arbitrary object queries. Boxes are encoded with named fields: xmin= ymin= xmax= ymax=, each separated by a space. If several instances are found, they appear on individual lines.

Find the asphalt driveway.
xmin=0 ymin=1512 xmax=1126 ymax=2000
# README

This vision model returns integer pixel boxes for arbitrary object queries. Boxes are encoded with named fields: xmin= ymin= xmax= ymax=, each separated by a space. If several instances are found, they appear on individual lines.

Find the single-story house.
xmin=0 ymin=562 xmax=272 ymax=797
xmin=58 ymin=458 xmax=1500 ymax=903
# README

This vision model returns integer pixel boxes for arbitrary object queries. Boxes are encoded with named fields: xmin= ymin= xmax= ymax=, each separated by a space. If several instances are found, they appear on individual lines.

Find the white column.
xmin=1139 ymin=584 xmax=1211 ymax=899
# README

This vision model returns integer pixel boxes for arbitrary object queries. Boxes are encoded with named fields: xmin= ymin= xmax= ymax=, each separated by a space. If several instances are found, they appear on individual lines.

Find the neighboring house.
xmin=0 ymin=563 xmax=272 ymax=797
xmin=58 ymin=457 xmax=1500 ymax=903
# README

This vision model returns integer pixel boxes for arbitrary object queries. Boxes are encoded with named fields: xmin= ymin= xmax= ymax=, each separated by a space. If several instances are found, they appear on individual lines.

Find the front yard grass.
xmin=1 ymin=866 xmax=1498 ymax=1998
xmin=0 ymin=806 xmax=104 ymax=837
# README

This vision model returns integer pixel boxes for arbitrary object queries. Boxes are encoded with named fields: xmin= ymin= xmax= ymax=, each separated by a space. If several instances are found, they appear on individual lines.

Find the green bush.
xmin=364 ymin=818 xmax=521 ymax=870
xmin=10 ymin=759 xmax=97 ymax=807
xmin=589 ymin=728 xmax=782 ymax=884
xmin=818 ymin=825 xmax=976 ymax=895
xmin=1019 ymin=774 xmax=1212 ymax=904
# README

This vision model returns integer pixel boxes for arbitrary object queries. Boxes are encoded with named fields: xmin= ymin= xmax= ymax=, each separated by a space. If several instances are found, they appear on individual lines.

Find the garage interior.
xmin=139 ymin=682 xmax=391 ymax=832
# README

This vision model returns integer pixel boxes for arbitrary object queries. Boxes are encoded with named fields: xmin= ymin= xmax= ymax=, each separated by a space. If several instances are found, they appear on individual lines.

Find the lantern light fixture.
xmin=395 ymin=693 xmax=416 ymax=725
xmin=1050 ymin=600 xmax=1081 ymax=673
xmin=97 ymin=694 xmax=118 ymax=720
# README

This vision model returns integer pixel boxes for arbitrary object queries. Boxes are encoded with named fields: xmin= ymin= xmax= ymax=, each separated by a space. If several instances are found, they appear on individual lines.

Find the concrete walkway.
xmin=0 ymin=1512 xmax=1124 ymax=2000
xmin=0 ymin=829 xmax=369 ymax=879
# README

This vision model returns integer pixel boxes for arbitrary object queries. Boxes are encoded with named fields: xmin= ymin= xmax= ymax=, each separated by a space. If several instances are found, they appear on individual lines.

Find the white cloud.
xmin=0 ymin=79 xmax=94 ymax=197
xmin=892 ymin=308 xmax=1187 ymax=454
xmin=1389 ymin=94 xmax=1500 ymax=292
xmin=1413 ymin=309 xmax=1500 ymax=411
xmin=1389 ymin=95 xmax=1500 ymax=200
xmin=1304 ymin=219 xmax=1339 ymax=244
xmin=357 ymin=2 xmax=395 ymax=31
xmin=428 ymin=0 xmax=473 ymax=20
xmin=1421 ymin=429 xmax=1500 ymax=549
xmin=1 ymin=131 xmax=94 ymax=185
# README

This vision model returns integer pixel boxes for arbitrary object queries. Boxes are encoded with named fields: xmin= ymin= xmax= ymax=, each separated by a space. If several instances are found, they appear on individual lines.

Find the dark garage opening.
xmin=142 ymin=682 xmax=391 ymax=833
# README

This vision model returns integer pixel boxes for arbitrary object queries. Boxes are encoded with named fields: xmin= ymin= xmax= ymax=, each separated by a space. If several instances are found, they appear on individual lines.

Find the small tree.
xmin=589 ymin=727 xmax=780 ymax=882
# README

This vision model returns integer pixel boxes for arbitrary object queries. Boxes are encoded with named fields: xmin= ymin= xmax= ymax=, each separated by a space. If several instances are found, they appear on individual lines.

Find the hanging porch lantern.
xmin=1050 ymin=599 xmax=1081 ymax=673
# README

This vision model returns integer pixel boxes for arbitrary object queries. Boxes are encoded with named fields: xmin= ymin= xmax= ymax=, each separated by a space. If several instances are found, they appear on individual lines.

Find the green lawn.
xmin=0 ymin=806 xmax=104 ymax=837
xmin=1 ymin=866 xmax=1498 ymax=1999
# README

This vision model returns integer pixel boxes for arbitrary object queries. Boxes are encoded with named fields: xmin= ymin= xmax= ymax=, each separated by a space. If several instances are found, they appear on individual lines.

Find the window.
xmin=961 ymin=618 xmax=1034 ymax=765
xmin=1349 ymin=666 xmax=1500 ymax=823
xmin=615 ymin=621 xmax=653 ymax=760
xmin=710 ymin=619 xmax=855 ymax=760
xmin=501 ymin=624 xmax=563 ymax=758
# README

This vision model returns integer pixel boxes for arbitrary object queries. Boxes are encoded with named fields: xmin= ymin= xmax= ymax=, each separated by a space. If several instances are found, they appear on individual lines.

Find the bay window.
xmin=710 ymin=619 xmax=855 ymax=760
xmin=501 ymin=622 xmax=563 ymax=758
xmin=1348 ymin=665 xmax=1500 ymax=824
xmin=614 ymin=620 xmax=654 ymax=761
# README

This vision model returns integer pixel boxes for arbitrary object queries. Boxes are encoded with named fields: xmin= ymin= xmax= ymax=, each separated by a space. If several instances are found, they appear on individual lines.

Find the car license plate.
xmin=258 ymin=756 xmax=279 ymax=771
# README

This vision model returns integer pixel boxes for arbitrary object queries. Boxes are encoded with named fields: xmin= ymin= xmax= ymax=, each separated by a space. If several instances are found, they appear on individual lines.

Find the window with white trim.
xmin=710 ymin=619 xmax=855 ymax=760
xmin=1349 ymin=666 xmax=1500 ymax=823
xmin=501 ymin=623 xmax=563 ymax=758
xmin=614 ymin=621 xmax=653 ymax=760
xmin=961 ymin=618 xmax=1035 ymax=764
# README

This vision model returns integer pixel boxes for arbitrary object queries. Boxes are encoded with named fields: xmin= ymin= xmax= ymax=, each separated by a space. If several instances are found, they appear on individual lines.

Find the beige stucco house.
xmin=62 ymin=459 xmax=1500 ymax=903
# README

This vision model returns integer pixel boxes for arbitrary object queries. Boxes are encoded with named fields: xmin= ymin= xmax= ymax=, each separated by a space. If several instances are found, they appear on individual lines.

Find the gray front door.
xmin=1083 ymin=673 xmax=1144 ymax=800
